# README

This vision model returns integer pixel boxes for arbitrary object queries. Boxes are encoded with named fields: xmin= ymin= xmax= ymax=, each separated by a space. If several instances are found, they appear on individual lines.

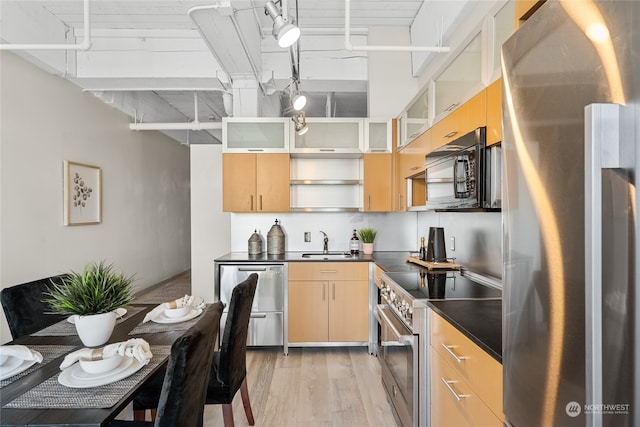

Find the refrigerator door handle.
xmin=584 ymin=103 xmax=634 ymax=427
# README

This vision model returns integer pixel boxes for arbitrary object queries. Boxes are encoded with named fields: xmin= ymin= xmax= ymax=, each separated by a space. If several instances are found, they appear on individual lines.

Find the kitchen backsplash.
xmin=230 ymin=212 xmax=418 ymax=253
xmin=230 ymin=210 xmax=502 ymax=280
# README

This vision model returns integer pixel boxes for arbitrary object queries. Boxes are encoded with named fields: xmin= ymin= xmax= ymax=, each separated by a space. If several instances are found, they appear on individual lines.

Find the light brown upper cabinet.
xmin=430 ymin=89 xmax=486 ymax=153
xmin=486 ymin=78 xmax=503 ymax=146
xmin=515 ymin=0 xmax=546 ymax=28
xmin=222 ymin=153 xmax=290 ymax=212
xmin=363 ymin=153 xmax=393 ymax=212
xmin=396 ymin=126 xmax=429 ymax=211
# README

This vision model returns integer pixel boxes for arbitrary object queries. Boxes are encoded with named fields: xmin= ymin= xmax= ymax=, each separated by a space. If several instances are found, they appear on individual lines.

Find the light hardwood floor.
xmin=133 ymin=272 xmax=398 ymax=426
xmin=203 ymin=347 xmax=399 ymax=427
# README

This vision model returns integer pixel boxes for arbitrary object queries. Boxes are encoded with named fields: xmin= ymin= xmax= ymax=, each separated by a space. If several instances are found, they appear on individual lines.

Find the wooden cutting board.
xmin=406 ymin=256 xmax=460 ymax=270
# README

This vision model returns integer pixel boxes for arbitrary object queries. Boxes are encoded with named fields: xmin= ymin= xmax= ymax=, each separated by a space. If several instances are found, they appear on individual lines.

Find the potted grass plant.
xmin=44 ymin=261 xmax=134 ymax=347
xmin=358 ymin=228 xmax=377 ymax=255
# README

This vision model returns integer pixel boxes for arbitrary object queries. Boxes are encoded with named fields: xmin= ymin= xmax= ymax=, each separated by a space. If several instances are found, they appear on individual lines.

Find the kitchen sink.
xmin=301 ymin=252 xmax=353 ymax=259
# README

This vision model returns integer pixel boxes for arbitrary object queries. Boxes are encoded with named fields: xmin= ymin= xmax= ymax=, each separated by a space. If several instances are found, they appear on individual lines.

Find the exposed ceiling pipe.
xmin=0 ymin=0 xmax=92 ymax=51
xmin=343 ymin=0 xmax=450 ymax=53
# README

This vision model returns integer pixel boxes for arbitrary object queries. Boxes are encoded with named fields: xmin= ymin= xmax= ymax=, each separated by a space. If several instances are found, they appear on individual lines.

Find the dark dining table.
xmin=0 ymin=304 xmax=200 ymax=427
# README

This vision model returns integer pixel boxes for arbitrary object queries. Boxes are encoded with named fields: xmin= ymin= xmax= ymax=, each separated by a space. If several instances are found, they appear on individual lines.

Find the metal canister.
xmin=248 ymin=229 xmax=263 ymax=255
xmin=267 ymin=219 xmax=285 ymax=255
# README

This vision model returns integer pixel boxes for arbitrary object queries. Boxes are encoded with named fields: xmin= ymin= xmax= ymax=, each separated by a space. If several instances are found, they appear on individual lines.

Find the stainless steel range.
xmin=376 ymin=269 xmax=501 ymax=427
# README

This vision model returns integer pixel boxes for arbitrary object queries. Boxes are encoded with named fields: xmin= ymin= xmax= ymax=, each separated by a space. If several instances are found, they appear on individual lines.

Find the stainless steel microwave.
xmin=424 ymin=127 xmax=501 ymax=210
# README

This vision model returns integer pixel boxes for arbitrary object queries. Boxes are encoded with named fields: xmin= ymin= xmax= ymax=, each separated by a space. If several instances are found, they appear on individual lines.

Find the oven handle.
xmin=377 ymin=305 xmax=414 ymax=345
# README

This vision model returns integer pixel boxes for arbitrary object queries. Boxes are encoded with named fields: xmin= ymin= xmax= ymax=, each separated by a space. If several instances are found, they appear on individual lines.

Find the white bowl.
xmin=79 ymin=355 xmax=123 ymax=374
xmin=164 ymin=306 xmax=190 ymax=318
xmin=0 ymin=354 xmax=9 ymax=366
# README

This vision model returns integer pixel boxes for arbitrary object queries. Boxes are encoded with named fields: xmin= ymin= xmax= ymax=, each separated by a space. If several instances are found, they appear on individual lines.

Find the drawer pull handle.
xmin=250 ymin=314 xmax=267 ymax=319
xmin=441 ymin=378 xmax=469 ymax=401
xmin=441 ymin=343 xmax=467 ymax=363
xmin=320 ymin=270 xmax=337 ymax=273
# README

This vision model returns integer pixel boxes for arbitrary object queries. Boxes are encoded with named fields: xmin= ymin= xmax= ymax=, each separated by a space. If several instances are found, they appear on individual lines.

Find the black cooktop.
xmin=382 ymin=271 xmax=502 ymax=300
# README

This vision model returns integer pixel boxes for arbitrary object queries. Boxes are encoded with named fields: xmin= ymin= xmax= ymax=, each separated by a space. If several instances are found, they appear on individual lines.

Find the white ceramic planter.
xmin=363 ymin=242 xmax=374 ymax=255
xmin=72 ymin=312 xmax=117 ymax=347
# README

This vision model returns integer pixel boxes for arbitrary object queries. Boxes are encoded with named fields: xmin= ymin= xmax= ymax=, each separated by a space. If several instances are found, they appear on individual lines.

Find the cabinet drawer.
xmin=430 ymin=310 xmax=503 ymax=419
xmin=430 ymin=348 xmax=502 ymax=427
xmin=288 ymin=262 xmax=368 ymax=281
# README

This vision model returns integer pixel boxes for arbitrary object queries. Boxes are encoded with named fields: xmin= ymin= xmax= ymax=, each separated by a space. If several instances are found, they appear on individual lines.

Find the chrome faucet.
xmin=320 ymin=231 xmax=329 ymax=254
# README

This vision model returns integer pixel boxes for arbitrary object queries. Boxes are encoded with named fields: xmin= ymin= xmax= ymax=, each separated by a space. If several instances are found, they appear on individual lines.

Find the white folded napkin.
xmin=0 ymin=345 xmax=43 ymax=363
xmin=142 ymin=294 xmax=205 ymax=323
xmin=59 ymin=338 xmax=153 ymax=370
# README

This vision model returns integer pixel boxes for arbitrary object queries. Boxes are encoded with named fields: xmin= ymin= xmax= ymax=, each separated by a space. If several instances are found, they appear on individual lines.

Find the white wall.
xmin=230 ymin=212 xmax=418 ymax=253
xmin=190 ymin=145 xmax=230 ymax=302
xmin=0 ymin=52 xmax=191 ymax=343
xmin=367 ymin=27 xmax=420 ymax=119
xmin=417 ymin=211 xmax=502 ymax=279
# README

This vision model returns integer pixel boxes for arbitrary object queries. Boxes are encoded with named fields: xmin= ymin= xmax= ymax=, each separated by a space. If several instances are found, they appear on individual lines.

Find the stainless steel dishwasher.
xmin=216 ymin=264 xmax=287 ymax=353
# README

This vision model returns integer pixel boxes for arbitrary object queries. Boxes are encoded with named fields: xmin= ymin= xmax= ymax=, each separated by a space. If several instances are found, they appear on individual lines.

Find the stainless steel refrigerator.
xmin=502 ymin=1 xmax=638 ymax=426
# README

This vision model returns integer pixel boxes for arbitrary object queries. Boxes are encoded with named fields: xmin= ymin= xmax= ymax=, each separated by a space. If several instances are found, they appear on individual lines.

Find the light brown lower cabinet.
xmin=430 ymin=310 xmax=504 ymax=427
xmin=288 ymin=262 xmax=368 ymax=343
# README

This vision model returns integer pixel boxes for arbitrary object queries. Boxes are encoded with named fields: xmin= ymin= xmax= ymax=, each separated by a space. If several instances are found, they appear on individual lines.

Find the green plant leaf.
xmin=43 ymin=261 xmax=135 ymax=316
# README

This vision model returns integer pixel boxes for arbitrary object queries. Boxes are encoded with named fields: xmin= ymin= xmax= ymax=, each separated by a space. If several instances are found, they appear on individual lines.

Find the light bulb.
xmin=292 ymin=93 xmax=307 ymax=111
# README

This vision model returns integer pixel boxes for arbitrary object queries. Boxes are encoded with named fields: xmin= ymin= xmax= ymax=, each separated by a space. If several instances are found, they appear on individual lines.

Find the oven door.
xmin=377 ymin=305 xmax=418 ymax=427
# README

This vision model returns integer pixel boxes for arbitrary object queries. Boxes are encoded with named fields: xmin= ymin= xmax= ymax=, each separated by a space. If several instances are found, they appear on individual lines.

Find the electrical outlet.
xmin=450 ymin=237 xmax=456 ymax=252
xmin=304 ymin=232 xmax=311 ymax=242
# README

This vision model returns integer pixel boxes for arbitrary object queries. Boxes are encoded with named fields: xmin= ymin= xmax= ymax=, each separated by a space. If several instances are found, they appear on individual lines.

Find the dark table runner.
xmin=3 ymin=345 xmax=170 ymax=409
xmin=0 ymin=345 xmax=76 ymax=388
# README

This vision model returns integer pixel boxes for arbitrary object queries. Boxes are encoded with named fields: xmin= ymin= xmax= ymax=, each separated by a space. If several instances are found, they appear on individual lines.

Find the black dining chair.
xmin=1 ymin=276 xmax=67 ymax=339
xmin=133 ymin=273 xmax=258 ymax=427
xmin=111 ymin=301 xmax=224 ymax=427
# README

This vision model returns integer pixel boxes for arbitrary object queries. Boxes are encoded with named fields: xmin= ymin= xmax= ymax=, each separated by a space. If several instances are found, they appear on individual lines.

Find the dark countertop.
xmin=215 ymin=251 xmax=423 ymax=272
xmin=426 ymin=299 xmax=502 ymax=363
xmin=215 ymin=251 xmax=502 ymax=363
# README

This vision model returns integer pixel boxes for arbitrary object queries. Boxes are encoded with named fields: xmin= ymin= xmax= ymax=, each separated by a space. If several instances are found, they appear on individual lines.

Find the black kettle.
xmin=426 ymin=227 xmax=447 ymax=263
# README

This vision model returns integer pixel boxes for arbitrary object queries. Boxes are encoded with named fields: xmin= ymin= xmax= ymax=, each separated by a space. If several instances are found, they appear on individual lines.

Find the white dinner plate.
xmin=67 ymin=308 xmax=127 ymax=324
xmin=72 ymin=357 xmax=134 ymax=381
xmin=151 ymin=307 xmax=202 ymax=324
xmin=0 ymin=356 xmax=37 ymax=381
xmin=59 ymin=357 xmax=144 ymax=388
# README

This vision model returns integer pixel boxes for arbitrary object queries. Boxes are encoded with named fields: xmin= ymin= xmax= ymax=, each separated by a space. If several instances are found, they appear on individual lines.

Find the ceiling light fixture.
xmin=290 ymin=79 xmax=307 ymax=111
xmin=292 ymin=111 xmax=308 ymax=135
xmin=265 ymin=1 xmax=300 ymax=48
xmin=292 ymin=92 xmax=306 ymax=111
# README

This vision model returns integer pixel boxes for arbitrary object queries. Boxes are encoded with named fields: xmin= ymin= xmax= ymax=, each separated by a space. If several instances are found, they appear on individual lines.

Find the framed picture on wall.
xmin=63 ymin=160 xmax=102 ymax=226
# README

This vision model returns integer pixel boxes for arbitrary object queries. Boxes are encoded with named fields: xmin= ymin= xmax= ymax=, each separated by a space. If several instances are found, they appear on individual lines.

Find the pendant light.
xmin=265 ymin=1 xmax=300 ymax=48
